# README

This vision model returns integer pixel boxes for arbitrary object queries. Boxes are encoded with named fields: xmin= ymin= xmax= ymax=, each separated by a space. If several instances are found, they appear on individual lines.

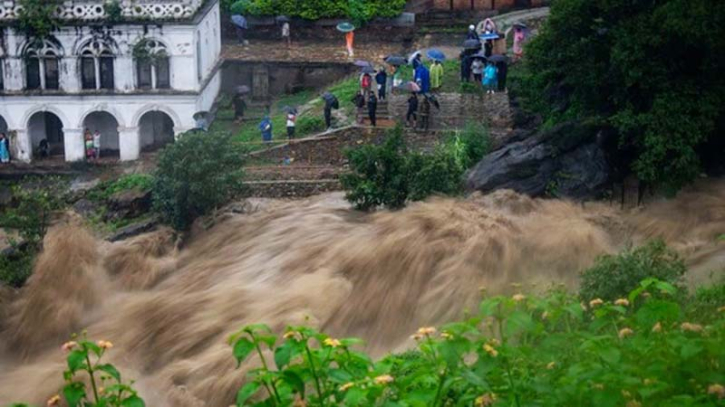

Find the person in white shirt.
xmin=93 ymin=130 xmax=101 ymax=159
xmin=282 ymin=22 xmax=290 ymax=47
xmin=286 ymin=112 xmax=296 ymax=139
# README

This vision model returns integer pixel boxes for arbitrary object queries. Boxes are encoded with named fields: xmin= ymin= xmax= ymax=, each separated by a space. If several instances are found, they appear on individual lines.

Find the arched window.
xmin=135 ymin=39 xmax=170 ymax=90
xmin=79 ymin=38 xmax=115 ymax=90
xmin=25 ymin=39 xmax=61 ymax=90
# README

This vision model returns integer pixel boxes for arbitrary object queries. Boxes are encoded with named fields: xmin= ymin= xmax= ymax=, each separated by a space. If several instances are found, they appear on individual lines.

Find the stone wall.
xmin=0 ymin=0 xmax=205 ymax=21
xmin=430 ymin=0 xmax=547 ymax=11
xmin=251 ymin=127 xmax=376 ymax=165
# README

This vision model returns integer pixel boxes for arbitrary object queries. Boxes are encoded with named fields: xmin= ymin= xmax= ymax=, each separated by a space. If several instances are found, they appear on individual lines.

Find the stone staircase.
xmin=356 ymin=99 xmax=397 ymax=128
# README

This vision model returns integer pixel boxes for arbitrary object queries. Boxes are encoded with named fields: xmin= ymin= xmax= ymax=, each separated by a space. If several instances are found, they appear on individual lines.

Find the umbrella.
xmin=408 ymin=50 xmax=422 ymax=65
xmin=480 ymin=32 xmax=500 ymax=41
xmin=487 ymin=54 xmax=508 ymax=63
xmin=193 ymin=111 xmax=209 ymax=120
xmin=354 ymin=60 xmax=372 ymax=67
xmin=396 ymin=81 xmax=421 ymax=92
xmin=360 ymin=66 xmax=375 ymax=74
xmin=384 ymin=55 xmax=407 ymax=66
xmin=336 ymin=22 xmax=355 ymax=33
xmin=463 ymin=39 xmax=481 ymax=50
xmin=231 ymin=14 xmax=248 ymax=29
xmin=235 ymin=85 xmax=251 ymax=94
xmin=426 ymin=49 xmax=446 ymax=61
xmin=282 ymin=106 xmax=298 ymax=114
xmin=470 ymin=51 xmax=487 ymax=60
xmin=514 ymin=22 xmax=528 ymax=29
xmin=322 ymin=92 xmax=340 ymax=109
xmin=276 ymin=15 xmax=290 ymax=23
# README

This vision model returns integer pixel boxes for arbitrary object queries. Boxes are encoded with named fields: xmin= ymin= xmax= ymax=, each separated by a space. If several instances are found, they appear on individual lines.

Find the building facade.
xmin=0 ymin=0 xmax=222 ymax=162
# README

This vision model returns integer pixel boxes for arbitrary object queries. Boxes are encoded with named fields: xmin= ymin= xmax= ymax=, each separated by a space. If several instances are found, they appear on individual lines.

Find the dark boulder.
xmin=105 ymin=189 xmax=152 ymax=221
xmin=466 ymin=121 xmax=611 ymax=200
xmin=107 ymin=217 xmax=159 ymax=242
xmin=72 ymin=199 xmax=98 ymax=217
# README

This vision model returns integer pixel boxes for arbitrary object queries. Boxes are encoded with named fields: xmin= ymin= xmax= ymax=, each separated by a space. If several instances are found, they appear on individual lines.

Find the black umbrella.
xmin=276 ymin=15 xmax=290 ymax=23
xmin=322 ymin=92 xmax=340 ymax=109
xmin=384 ymin=55 xmax=407 ymax=66
xmin=463 ymin=39 xmax=481 ymax=50
xmin=282 ymin=106 xmax=298 ymax=114
xmin=470 ymin=52 xmax=487 ymax=60
xmin=487 ymin=54 xmax=509 ymax=63
xmin=193 ymin=111 xmax=209 ymax=120
xmin=236 ymin=85 xmax=251 ymax=94
xmin=360 ymin=66 xmax=375 ymax=74
xmin=514 ymin=22 xmax=528 ymax=29
xmin=354 ymin=60 xmax=372 ymax=67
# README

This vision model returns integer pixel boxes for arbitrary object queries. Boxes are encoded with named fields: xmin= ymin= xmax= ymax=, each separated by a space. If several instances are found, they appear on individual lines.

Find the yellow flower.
xmin=489 ymin=338 xmax=501 ymax=346
xmin=512 ymin=293 xmax=526 ymax=302
xmin=475 ymin=393 xmax=497 ymax=407
xmin=374 ymin=375 xmax=394 ymax=385
xmin=416 ymin=327 xmax=437 ymax=336
xmin=589 ymin=298 xmax=604 ymax=308
xmin=621 ymin=390 xmax=632 ymax=398
xmin=580 ymin=302 xmax=588 ymax=311
xmin=284 ymin=331 xmax=302 ymax=341
xmin=323 ymin=338 xmax=342 ymax=348
xmin=615 ymin=298 xmax=630 ymax=307
xmin=708 ymin=384 xmax=725 ymax=399
xmin=618 ymin=328 xmax=634 ymax=339
xmin=626 ymin=401 xmax=642 ymax=407
xmin=47 ymin=395 xmax=61 ymax=407
xmin=681 ymin=322 xmax=704 ymax=333
xmin=97 ymin=340 xmax=114 ymax=350
xmin=652 ymin=322 xmax=662 ymax=333
xmin=483 ymin=343 xmax=498 ymax=358
xmin=339 ymin=382 xmax=355 ymax=392
xmin=546 ymin=361 xmax=556 ymax=370
xmin=411 ymin=333 xmax=423 ymax=341
xmin=441 ymin=332 xmax=453 ymax=340
xmin=61 ymin=341 xmax=77 ymax=352
xmin=592 ymin=383 xmax=604 ymax=390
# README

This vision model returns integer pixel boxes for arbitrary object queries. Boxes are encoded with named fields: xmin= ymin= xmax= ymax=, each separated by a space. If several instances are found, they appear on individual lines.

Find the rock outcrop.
xmin=466 ymin=121 xmax=611 ymax=199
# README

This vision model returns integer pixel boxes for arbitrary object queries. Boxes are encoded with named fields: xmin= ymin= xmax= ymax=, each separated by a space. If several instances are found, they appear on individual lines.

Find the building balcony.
xmin=0 ymin=0 xmax=204 ymax=22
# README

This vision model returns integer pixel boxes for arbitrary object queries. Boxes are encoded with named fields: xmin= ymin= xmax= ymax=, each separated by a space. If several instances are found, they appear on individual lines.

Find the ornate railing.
xmin=0 ymin=0 xmax=204 ymax=21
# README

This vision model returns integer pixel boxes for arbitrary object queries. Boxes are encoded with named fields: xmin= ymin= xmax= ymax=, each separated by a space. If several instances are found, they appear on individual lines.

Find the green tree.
xmin=521 ymin=0 xmax=725 ymax=191
xmin=17 ymin=0 xmax=59 ymax=38
xmin=152 ymin=131 xmax=246 ymax=231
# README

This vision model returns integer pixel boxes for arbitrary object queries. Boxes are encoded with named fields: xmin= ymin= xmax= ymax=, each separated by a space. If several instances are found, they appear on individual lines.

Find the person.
xmin=471 ymin=58 xmax=484 ymax=83
xmin=412 ymin=53 xmax=422 ymax=69
xmin=466 ymin=24 xmax=478 ymax=40
xmin=483 ymin=62 xmax=498 ymax=94
xmin=93 ymin=130 xmax=101 ymax=159
xmin=84 ymin=130 xmax=94 ymax=160
xmin=483 ymin=18 xmax=496 ymax=34
xmin=418 ymin=95 xmax=431 ymax=131
xmin=259 ymin=116 xmax=273 ymax=144
xmin=232 ymin=14 xmax=248 ymax=45
xmin=375 ymin=68 xmax=387 ymax=100
xmin=430 ymin=60 xmax=443 ymax=90
xmin=484 ymin=39 xmax=493 ymax=58
xmin=496 ymin=60 xmax=508 ymax=92
xmin=346 ymin=31 xmax=354 ymax=57
xmin=360 ymin=72 xmax=372 ymax=97
xmin=414 ymin=64 xmax=431 ymax=94
xmin=286 ymin=111 xmax=296 ymax=139
xmin=38 ymin=139 xmax=50 ymax=158
xmin=352 ymin=91 xmax=365 ymax=124
xmin=367 ymin=93 xmax=378 ymax=127
xmin=391 ymin=65 xmax=401 ymax=91
xmin=460 ymin=51 xmax=471 ymax=82
xmin=514 ymin=26 xmax=526 ymax=60
xmin=233 ymin=93 xmax=247 ymax=123
xmin=281 ymin=21 xmax=291 ymax=47
xmin=324 ymin=97 xmax=334 ymax=130
xmin=0 ymin=133 xmax=9 ymax=163
xmin=406 ymin=93 xmax=418 ymax=127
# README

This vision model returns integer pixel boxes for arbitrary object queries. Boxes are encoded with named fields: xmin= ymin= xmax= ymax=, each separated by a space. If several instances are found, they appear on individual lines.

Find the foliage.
xmin=580 ymin=240 xmax=687 ymax=302
xmin=0 ymin=182 xmax=66 ymax=248
xmin=131 ymin=38 xmax=167 ymax=65
xmin=687 ymin=277 xmax=725 ymax=324
xmin=17 ymin=0 xmax=59 ymax=38
xmin=227 ymin=0 xmax=406 ymax=22
xmin=520 ymin=0 xmax=725 ymax=191
xmin=0 ymin=249 xmax=35 ymax=288
xmin=296 ymin=116 xmax=326 ymax=137
xmin=152 ymin=130 xmax=246 ymax=230
xmin=342 ymin=125 xmax=489 ymax=210
xmin=104 ymin=0 xmax=123 ymax=23
xmin=229 ymin=278 xmax=725 ymax=407
xmin=86 ymin=174 xmax=154 ymax=203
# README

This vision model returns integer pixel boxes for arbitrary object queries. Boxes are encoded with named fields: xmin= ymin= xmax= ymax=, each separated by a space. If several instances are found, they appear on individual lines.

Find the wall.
xmin=430 ymin=0 xmax=545 ymax=10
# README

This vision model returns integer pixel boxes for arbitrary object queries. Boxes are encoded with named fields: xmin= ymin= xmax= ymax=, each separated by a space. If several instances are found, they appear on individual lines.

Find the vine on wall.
xmin=17 ymin=0 xmax=60 ymax=38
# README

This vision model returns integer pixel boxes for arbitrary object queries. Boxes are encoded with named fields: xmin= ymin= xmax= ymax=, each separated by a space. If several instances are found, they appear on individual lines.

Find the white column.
xmin=11 ymin=129 xmax=32 ymax=162
xmin=63 ymin=128 xmax=85 ymax=162
xmin=119 ymin=126 xmax=140 ymax=161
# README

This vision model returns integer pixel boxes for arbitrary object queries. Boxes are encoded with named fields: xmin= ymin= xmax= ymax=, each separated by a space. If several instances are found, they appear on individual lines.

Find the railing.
xmin=0 ymin=0 xmax=203 ymax=21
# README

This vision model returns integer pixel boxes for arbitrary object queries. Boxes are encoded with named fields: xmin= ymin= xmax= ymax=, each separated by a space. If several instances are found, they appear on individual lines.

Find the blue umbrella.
xmin=426 ymin=49 xmax=446 ymax=61
xmin=480 ymin=32 xmax=500 ymax=41
xmin=231 ymin=14 xmax=247 ymax=29
xmin=336 ymin=22 xmax=355 ymax=33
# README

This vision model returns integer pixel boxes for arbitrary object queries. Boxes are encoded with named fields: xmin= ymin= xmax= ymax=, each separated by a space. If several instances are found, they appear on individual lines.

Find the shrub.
xmin=0 ymin=249 xmax=35 ymax=288
xmin=579 ymin=240 xmax=687 ymax=302
xmin=227 ymin=0 xmax=406 ymax=22
xmin=296 ymin=116 xmax=326 ymax=137
xmin=17 ymin=0 xmax=59 ymax=38
xmin=104 ymin=0 xmax=123 ymax=22
xmin=87 ymin=174 xmax=154 ymax=202
xmin=152 ymin=131 xmax=246 ymax=231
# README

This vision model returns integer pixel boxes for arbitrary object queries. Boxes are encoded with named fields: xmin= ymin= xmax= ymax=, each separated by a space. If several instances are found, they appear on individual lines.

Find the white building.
xmin=0 ymin=0 xmax=222 ymax=162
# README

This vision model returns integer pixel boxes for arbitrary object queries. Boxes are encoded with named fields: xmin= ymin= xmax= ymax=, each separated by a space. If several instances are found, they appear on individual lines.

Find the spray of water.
xmin=1 ymin=181 xmax=723 ymax=406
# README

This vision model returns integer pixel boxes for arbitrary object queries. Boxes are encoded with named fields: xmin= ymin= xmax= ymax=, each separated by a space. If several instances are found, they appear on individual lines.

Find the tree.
xmin=152 ymin=131 xmax=246 ymax=230
xmin=521 ymin=0 xmax=725 ymax=191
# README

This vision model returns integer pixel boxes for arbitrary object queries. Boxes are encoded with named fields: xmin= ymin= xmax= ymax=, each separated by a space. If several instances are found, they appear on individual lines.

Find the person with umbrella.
xmin=234 ymin=86 xmax=249 ymax=123
xmin=459 ymin=50 xmax=471 ymax=83
xmin=406 ymin=93 xmax=418 ymax=128
xmin=231 ymin=14 xmax=248 ymax=45
xmin=419 ymin=94 xmax=431 ymax=131
xmin=483 ymin=61 xmax=498 ymax=94
xmin=285 ymin=108 xmax=297 ymax=139
xmin=337 ymin=22 xmax=355 ymax=57
xmin=484 ymin=39 xmax=493 ymax=57
xmin=430 ymin=60 xmax=444 ymax=91
xmin=367 ymin=93 xmax=378 ymax=127
xmin=415 ymin=63 xmax=431 ymax=94
xmin=281 ymin=19 xmax=291 ymax=48
xmin=471 ymin=57 xmax=484 ymax=84
xmin=466 ymin=25 xmax=478 ymax=40
xmin=375 ymin=67 xmax=388 ymax=101
xmin=259 ymin=115 xmax=273 ymax=144
xmin=514 ymin=23 xmax=527 ymax=60
xmin=360 ymin=66 xmax=374 ymax=98
xmin=411 ymin=53 xmax=423 ymax=69
xmin=323 ymin=92 xmax=338 ymax=130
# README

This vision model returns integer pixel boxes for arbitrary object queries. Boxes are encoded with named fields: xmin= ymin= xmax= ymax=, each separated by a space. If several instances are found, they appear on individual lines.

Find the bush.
xmin=86 ymin=174 xmax=154 ymax=202
xmin=579 ymin=240 xmax=687 ymax=302
xmin=296 ymin=116 xmax=326 ymax=137
xmin=228 ymin=0 xmax=406 ymax=22
xmin=152 ymin=131 xmax=246 ymax=231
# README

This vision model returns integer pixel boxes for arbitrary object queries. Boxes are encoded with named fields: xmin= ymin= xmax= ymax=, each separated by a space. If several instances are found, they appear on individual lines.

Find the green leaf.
xmin=461 ymin=369 xmax=488 ymax=388
xmin=63 ymin=382 xmax=86 ymax=407
xmin=96 ymin=363 xmax=122 ymax=382
xmin=256 ymin=334 xmax=277 ymax=349
xmin=233 ymin=338 xmax=256 ymax=368
xmin=343 ymin=387 xmax=366 ymax=406
xmin=328 ymin=368 xmax=354 ymax=383
xmin=505 ymin=310 xmax=535 ymax=337
xmin=237 ymin=382 xmax=261 ymax=406
xmin=281 ymin=371 xmax=305 ymax=397
xmin=599 ymin=347 xmax=621 ymax=365
xmin=67 ymin=350 xmax=87 ymax=373
xmin=274 ymin=342 xmax=293 ymax=369
xmin=120 ymin=396 xmax=145 ymax=407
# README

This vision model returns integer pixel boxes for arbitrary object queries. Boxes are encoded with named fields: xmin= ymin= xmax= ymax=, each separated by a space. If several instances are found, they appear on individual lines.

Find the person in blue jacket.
xmin=259 ymin=116 xmax=273 ymax=144
xmin=414 ymin=64 xmax=431 ymax=94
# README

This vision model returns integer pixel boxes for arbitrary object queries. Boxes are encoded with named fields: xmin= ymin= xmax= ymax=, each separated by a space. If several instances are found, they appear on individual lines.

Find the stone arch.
xmin=138 ymin=111 xmax=175 ymax=152
xmin=23 ymin=105 xmax=70 ymax=130
xmin=132 ymin=104 xmax=181 ymax=129
xmin=78 ymin=106 xmax=126 ymax=129
xmin=82 ymin=111 xmax=120 ymax=158
xmin=72 ymin=35 xmax=120 ymax=56
xmin=27 ymin=111 xmax=65 ymax=158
